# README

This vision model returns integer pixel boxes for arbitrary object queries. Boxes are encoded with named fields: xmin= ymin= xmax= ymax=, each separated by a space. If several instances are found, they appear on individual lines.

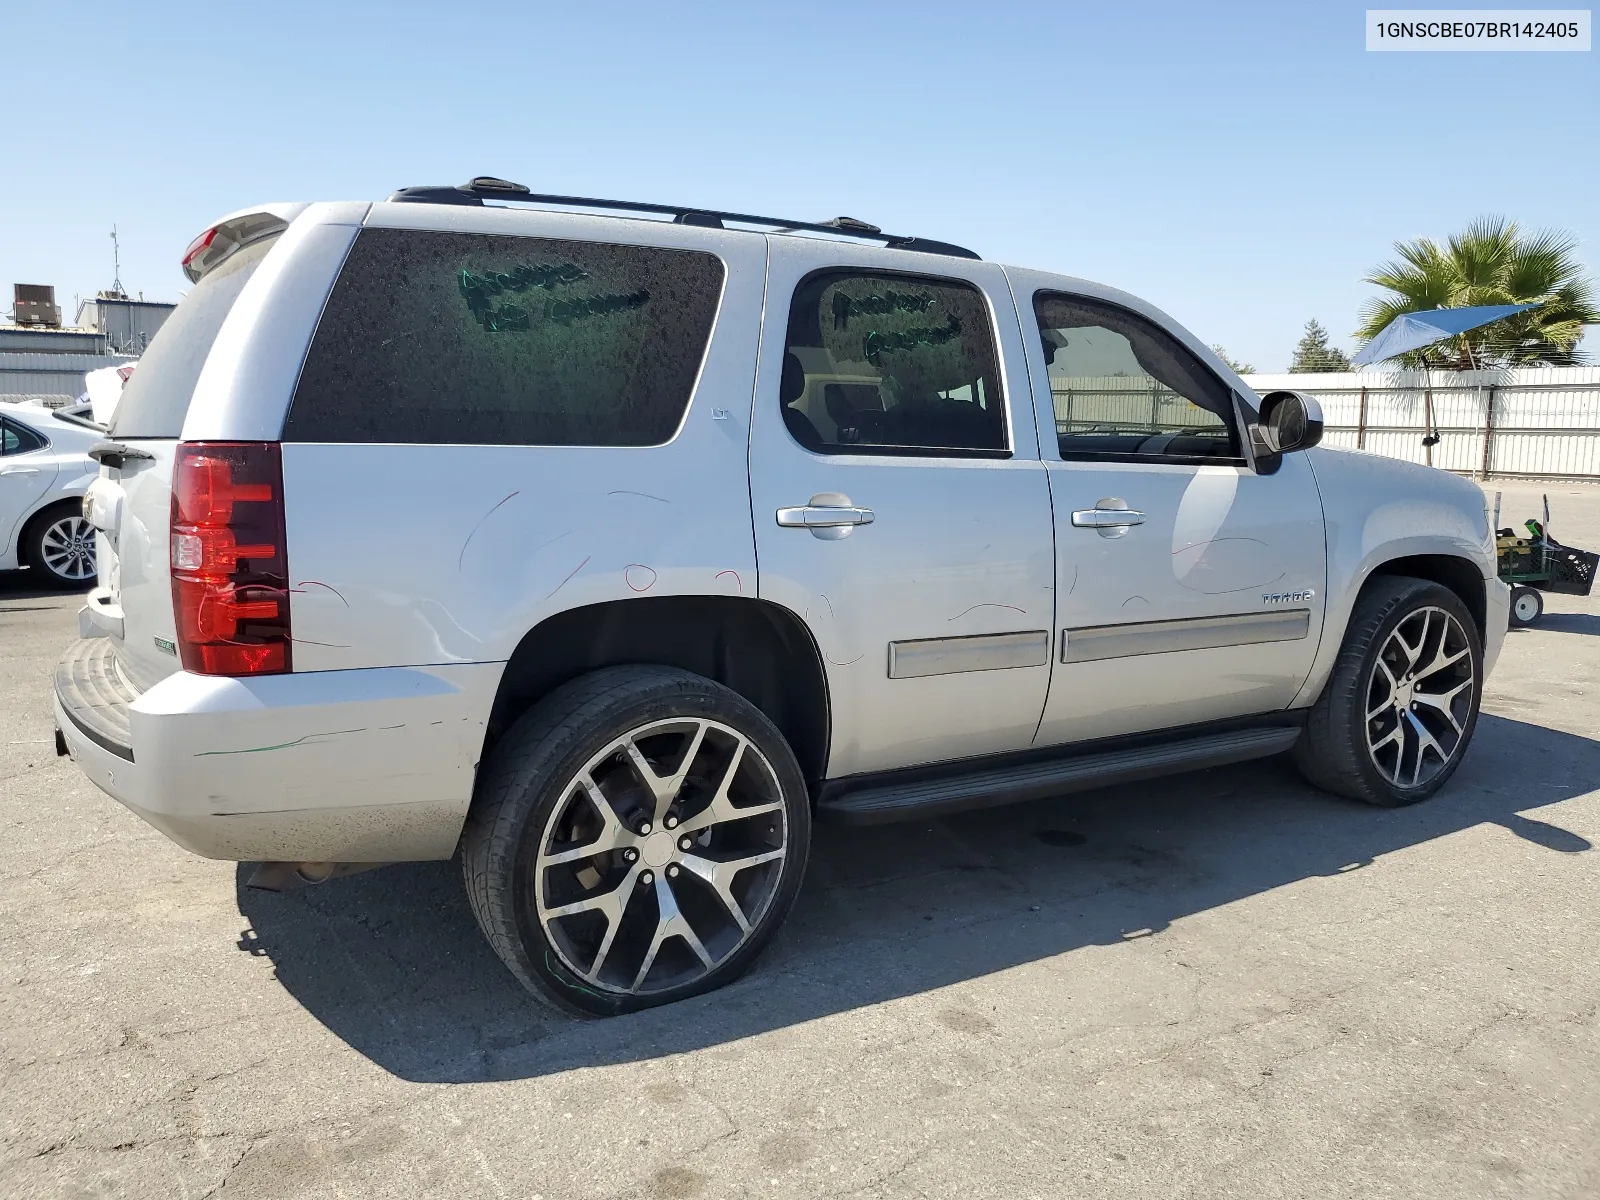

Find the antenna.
xmin=110 ymin=226 xmax=125 ymax=297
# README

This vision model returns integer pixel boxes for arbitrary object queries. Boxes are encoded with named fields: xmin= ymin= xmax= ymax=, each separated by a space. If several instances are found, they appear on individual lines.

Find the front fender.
xmin=1291 ymin=447 xmax=1496 ymax=709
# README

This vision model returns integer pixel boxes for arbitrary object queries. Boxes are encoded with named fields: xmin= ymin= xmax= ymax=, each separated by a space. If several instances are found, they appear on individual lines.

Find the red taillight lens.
xmin=170 ymin=443 xmax=291 ymax=676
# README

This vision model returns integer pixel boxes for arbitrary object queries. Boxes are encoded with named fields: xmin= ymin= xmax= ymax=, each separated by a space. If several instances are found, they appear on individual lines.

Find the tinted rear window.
xmin=284 ymin=228 xmax=725 ymax=446
xmin=109 ymin=236 xmax=278 ymax=438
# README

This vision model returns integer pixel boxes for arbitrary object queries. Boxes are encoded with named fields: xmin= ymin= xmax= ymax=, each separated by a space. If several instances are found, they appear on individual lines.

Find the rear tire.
xmin=23 ymin=502 xmax=97 ymax=589
xmin=461 ymin=665 xmax=811 ymax=1016
xmin=1509 ymin=585 xmax=1543 ymax=628
xmin=1293 ymin=577 xmax=1482 ymax=807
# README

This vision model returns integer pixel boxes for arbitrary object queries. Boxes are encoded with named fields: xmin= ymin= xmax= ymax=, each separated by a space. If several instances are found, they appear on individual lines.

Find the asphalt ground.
xmin=2 ymin=480 xmax=1597 ymax=1199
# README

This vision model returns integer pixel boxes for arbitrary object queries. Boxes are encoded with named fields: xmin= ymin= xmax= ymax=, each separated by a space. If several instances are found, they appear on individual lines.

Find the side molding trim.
xmin=888 ymin=630 xmax=1050 ymax=679
xmin=1062 ymin=609 xmax=1310 ymax=664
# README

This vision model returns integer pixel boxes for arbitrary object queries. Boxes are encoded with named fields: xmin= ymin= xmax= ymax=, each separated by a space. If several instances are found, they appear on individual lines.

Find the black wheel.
xmin=1509 ymin=585 xmax=1543 ymax=628
xmin=1293 ymin=577 xmax=1482 ymax=807
xmin=23 ymin=501 xmax=97 ymax=589
xmin=461 ymin=666 xmax=811 ymax=1016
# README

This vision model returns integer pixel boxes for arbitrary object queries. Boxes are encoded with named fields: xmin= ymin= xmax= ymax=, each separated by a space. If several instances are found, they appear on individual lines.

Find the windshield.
xmin=110 ymin=236 xmax=279 ymax=438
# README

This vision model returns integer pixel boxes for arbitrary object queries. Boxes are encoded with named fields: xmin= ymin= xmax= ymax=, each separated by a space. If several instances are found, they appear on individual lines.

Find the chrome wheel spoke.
xmin=1411 ymin=678 xmax=1472 ymax=733
xmin=633 ymin=876 xmax=715 ymax=991
xmin=677 ymin=738 xmax=782 ymax=836
xmin=680 ymin=846 xmax=785 ymax=935
xmin=623 ymin=720 xmax=709 ymax=825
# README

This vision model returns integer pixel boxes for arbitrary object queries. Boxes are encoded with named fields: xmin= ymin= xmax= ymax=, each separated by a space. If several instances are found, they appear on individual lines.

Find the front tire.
xmin=1294 ymin=577 xmax=1483 ymax=807
xmin=24 ymin=503 xmax=97 ymax=589
xmin=461 ymin=666 xmax=811 ymax=1016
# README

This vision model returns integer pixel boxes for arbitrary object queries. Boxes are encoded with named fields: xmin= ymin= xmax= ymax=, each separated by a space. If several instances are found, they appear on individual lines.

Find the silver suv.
xmin=55 ymin=178 xmax=1510 ymax=1015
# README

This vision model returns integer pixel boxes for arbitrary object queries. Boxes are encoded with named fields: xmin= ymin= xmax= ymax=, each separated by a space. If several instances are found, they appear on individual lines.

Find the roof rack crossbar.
xmin=386 ymin=178 xmax=980 ymax=260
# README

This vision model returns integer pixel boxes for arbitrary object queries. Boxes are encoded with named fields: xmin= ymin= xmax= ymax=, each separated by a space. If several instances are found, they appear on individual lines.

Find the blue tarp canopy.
xmin=1352 ymin=303 xmax=1535 ymax=366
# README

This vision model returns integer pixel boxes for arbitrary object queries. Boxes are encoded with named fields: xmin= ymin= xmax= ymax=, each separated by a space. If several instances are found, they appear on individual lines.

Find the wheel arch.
xmin=483 ymin=596 xmax=831 ymax=790
xmin=1364 ymin=552 xmax=1487 ymax=642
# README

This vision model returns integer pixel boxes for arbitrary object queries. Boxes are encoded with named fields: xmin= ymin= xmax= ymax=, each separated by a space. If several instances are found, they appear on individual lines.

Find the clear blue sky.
xmin=2 ymin=0 xmax=1594 ymax=370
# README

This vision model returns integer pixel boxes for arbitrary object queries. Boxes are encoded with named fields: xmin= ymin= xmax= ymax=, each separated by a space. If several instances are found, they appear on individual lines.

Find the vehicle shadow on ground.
xmin=1533 ymin=612 xmax=1600 ymax=637
xmin=0 ymin=568 xmax=78 ymax=605
xmin=235 ymin=712 xmax=1597 ymax=1083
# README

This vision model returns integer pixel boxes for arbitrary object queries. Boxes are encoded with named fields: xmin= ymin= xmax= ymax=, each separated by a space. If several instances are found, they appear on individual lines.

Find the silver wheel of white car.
xmin=1294 ymin=577 xmax=1483 ymax=807
xmin=26 ymin=506 xmax=97 ymax=588
xmin=462 ymin=666 xmax=811 ymax=1016
xmin=1363 ymin=606 xmax=1475 ymax=790
xmin=533 ymin=717 xmax=789 ymax=997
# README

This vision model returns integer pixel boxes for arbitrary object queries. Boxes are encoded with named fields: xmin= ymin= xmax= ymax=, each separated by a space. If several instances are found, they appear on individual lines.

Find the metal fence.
xmin=1243 ymin=367 xmax=1600 ymax=481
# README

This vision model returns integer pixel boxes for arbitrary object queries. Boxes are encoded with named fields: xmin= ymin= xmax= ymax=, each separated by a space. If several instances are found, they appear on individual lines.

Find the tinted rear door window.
xmin=110 ymin=236 xmax=278 ymax=439
xmin=284 ymin=229 xmax=726 ymax=446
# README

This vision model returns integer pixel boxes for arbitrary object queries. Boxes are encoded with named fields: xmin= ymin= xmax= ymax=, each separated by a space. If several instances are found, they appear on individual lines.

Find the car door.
xmin=750 ymin=240 xmax=1056 ymax=778
xmin=1005 ymin=270 xmax=1328 ymax=746
xmin=0 ymin=415 xmax=59 ymax=560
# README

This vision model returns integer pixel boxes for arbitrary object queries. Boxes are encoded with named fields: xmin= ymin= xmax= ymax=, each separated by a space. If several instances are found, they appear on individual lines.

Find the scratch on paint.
xmin=946 ymin=603 xmax=1026 ymax=622
xmin=825 ymin=652 xmax=864 ymax=667
xmin=607 ymin=490 xmax=670 ymax=504
xmin=532 ymin=529 xmax=575 ymax=554
xmin=290 ymin=637 xmax=351 ymax=648
xmin=546 ymin=555 xmax=591 ymax=600
xmin=715 ymin=569 xmax=743 ymax=595
xmin=1122 ymin=595 xmax=1149 ymax=608
xmin=1066 ymin=563 xmax=1079 ymax=595
xmin=292 ymin=580 xmax=350 ymax=607
xmin=380 ymin=724 xmax=406 ymax=730
xmin=458 ymin=491 xmax=521 ymax=571
xmin=194 ymin=729 xmax=367 ymax=757
xmin=624 ymin=564 xmax=658 ymax=593
xmin=820 ymin=593 xmax=836 ymax=619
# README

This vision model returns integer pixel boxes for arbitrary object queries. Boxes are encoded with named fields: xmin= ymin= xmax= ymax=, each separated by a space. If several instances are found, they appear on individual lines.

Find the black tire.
xmin=1293 ymin=576 xmax=1483 ymax=807
xmin=23 ymin=501 xmax=97 ymax=589
xmin=1509 ymin=585 xmax=1543 ymax=628
xmin=461 ymin=665 xmax=811 ymax=1016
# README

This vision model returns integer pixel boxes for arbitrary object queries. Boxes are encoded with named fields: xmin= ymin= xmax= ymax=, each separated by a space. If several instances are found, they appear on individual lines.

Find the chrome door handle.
xmin=776 ymin=506 xmax=875 ymax=528
xmin=776 ymin=493 xmax=875 ymax=540
xmin=1071 ymin=508 xmax=1145 ymax=528
xmin=0 ymin=466 xmax=41 ymax=476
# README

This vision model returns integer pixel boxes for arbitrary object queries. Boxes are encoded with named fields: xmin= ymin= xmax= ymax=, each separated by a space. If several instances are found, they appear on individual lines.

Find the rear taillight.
xmin=170 ymin=442 xmax=291 ymax=676
xmin=181 ymin=227 xmax=218 ymax=272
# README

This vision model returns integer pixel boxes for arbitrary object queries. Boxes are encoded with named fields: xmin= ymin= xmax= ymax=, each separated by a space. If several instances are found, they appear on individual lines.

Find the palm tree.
xmin=1356 ymin=217 xmax=1597 ymax=368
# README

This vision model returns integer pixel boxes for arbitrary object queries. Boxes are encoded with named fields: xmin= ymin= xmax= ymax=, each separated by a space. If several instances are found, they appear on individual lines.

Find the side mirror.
xmin=1254 ymin=391 xmax=1324 ymax=456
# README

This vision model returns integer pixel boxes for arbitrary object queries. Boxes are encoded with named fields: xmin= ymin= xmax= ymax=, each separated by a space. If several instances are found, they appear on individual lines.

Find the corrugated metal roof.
xmin=0 ymin=352 xmax=133 ymax=372
xmin=0 ymin=327 xmax=107 ymax=353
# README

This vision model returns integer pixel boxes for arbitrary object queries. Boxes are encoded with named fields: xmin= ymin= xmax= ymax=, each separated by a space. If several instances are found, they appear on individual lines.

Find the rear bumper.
xmin=54 ymin=637 xmax=499 ymax=862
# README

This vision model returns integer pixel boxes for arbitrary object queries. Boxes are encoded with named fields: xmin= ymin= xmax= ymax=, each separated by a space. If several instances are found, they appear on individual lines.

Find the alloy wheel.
xmin=40 ymin=515 xmax=96 ymax=583
xmin=532 ymin=717 xmax=789 ymax=996
xmin=1364 ymin=605 xmax=1475 ymax=788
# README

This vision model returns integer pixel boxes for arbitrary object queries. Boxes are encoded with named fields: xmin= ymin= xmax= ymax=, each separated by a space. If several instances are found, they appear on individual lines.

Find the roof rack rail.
xmin=387 ymin=177 xmax=980 ymax=260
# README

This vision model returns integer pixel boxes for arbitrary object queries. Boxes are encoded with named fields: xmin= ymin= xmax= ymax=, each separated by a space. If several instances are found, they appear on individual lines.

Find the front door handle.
xmin=1071 ymin=508 xmax=1145 ymax=528
xmin=1072 ymin=498 xmax=1146 ymax=540
xmin=777 ymin=493 xmax=875 ymax=540
xmin=1 ymin=465 xmax=42 ymax=476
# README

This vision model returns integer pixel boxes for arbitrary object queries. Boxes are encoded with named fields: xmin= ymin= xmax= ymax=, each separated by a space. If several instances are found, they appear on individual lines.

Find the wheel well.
xmin=484 ymin=597 xmax=830 ymax=786
xmin=1367 ymin=554 xmax=1487 ymax=640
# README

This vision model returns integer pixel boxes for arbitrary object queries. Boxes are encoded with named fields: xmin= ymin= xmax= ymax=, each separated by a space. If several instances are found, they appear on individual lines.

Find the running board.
xmin=817 ymin=726 xmax=1301 ymax=825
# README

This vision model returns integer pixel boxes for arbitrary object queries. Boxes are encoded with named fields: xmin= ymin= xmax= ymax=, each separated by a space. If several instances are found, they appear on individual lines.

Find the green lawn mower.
xmin=1493 ymin=493 xmax=1599 ymax=627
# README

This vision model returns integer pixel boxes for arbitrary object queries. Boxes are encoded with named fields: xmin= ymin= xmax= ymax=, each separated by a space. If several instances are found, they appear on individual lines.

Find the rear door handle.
xmin=0 ymin=466 xmax=41 ymax=476
xmin=1071 ymin=508 xmax=1145 ymax=528
xmin=777 ymin=493 xmax=875 ymax=540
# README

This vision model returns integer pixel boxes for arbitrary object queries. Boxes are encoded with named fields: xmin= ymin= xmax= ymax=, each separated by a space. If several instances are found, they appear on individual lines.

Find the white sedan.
xmin=0 ymin=400 xmax=104 ymax=588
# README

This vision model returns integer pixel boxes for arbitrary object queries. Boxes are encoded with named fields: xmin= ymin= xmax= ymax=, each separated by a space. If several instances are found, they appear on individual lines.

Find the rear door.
xmin=0 ymin=416 xmax=58 ymax=558
xmin=1010 ymin=271 xmax=1327 ymax=746
xmin=751 ymin=239 xmax=1056 ymax=778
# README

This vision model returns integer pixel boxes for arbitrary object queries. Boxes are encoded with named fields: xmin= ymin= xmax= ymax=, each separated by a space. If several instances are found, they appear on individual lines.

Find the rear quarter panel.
xmin=280 ymin=205 xmax=768 ymax=672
